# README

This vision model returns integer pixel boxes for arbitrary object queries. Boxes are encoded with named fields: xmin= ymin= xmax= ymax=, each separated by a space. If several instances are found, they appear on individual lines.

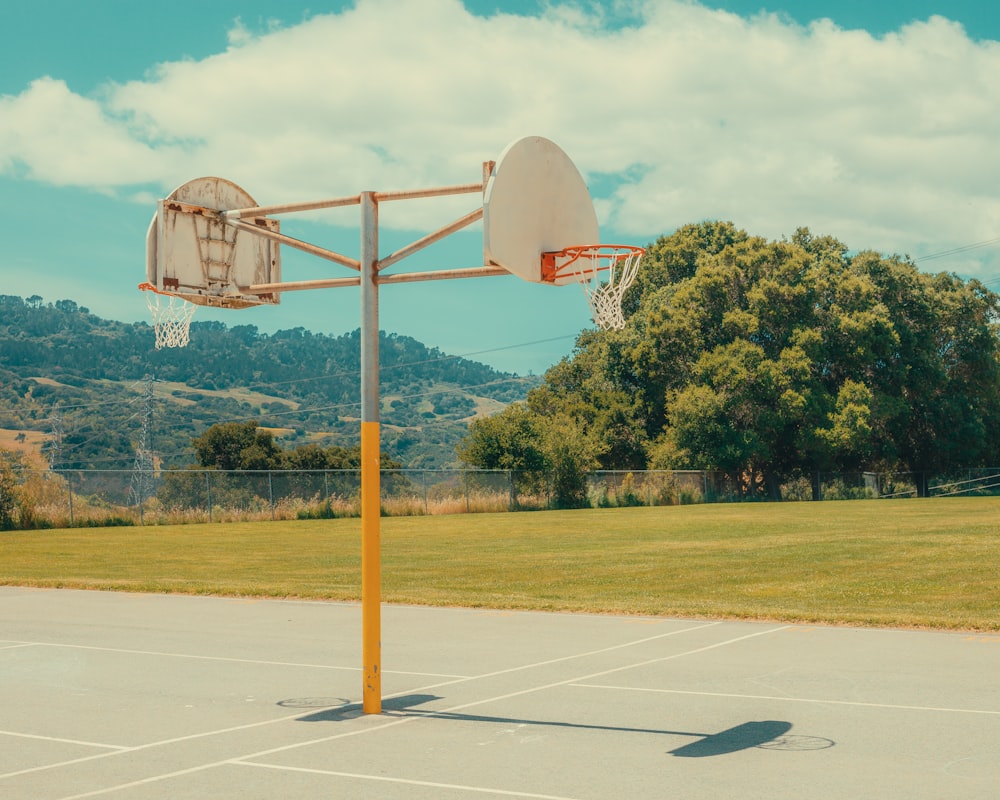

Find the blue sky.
xmin=2 ymin=0 xmax=998 ymax=374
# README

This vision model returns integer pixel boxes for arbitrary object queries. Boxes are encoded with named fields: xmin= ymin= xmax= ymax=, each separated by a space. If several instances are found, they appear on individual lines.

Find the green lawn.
xmin=2 ymin=498 xmax=998 ymax=630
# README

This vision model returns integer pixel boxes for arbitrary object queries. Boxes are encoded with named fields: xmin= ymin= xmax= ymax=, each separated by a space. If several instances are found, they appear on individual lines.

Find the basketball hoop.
xmin=138 ymin=282 xmax=196 ymax=349
xmin=541 ymin=245 xmax=645 ymax=330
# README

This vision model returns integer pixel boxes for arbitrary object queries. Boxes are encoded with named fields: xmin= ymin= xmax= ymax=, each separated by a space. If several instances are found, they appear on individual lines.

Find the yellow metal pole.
xmin=360 ymin=419 xmax=381 ymax=713
xmin=360 ymin=191 xmax=382 ymax=714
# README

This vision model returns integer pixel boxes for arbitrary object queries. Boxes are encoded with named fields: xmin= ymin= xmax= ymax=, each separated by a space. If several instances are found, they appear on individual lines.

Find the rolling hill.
xmin=0 ymin=295 xmax=539 ymax=469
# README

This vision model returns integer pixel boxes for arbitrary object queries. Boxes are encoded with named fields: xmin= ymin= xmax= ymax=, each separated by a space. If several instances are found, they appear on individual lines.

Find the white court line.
xmin=4 ymin=621 xmax=709 ymax=786
xmin=404 ymin=625 xmax=793 ymax=718
xmin=5 ymin=639 xmax=468 ymax=679
xmin=217 ymin=626 xmax=793 ymax=799
xmin=55 ymin=751 xmax=583 ymax=800
xmin=0 ymin=642 xmax=36 ymax=650
xmin=28 ymin=622 xmax=789 ymax=799
xmin=40 ymin=620 xmax=740 ymax=799
xmin=51 ymin=717 xmax=422 ymax=800
xmin=0 ymin=730 xmax=128 ymax=751
xmin=572 ymin=684 xmax=1000 ymax=717
xmin=228 ymin=622 xmax=741 ymax=765
xmin=382 ymin=620 xmax=726 ymax=699
xmin=243 ymin=762 xmax=582 ymax=800
xmin=0 ymin=707 xmax=322 ymax=782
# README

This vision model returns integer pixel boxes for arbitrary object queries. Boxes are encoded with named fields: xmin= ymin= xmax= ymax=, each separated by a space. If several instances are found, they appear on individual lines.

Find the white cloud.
xmin=0 ymin=77 xmax=180 ymax=188
xmin=2 ymin=0 xmax=999 ymax=275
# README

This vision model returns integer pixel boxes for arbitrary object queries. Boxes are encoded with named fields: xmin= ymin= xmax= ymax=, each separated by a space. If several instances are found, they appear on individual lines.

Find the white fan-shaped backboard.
xmin=145 ymin=177 xmax=280 ymax=308
xmin=482 ymin=137 xmax=599 ymax=285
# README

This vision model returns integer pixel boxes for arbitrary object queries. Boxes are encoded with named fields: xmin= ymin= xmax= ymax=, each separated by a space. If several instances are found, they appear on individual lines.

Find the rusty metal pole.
xmin=359 ymin=191 xmax=382 ymax=714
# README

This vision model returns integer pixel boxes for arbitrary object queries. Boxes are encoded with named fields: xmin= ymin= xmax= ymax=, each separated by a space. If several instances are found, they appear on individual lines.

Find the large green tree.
xmin=193 ymin=421 xmax=281 ymax=471
xmin=458 ymin=403 xmax=601 ymax=508
xmin=461 ymin=222 xmax=1000 ymax=498
xmin=191 ymin=420 xmax=403 ymax=472
xmin=852 ymin=255 xmax=1000 ymax=493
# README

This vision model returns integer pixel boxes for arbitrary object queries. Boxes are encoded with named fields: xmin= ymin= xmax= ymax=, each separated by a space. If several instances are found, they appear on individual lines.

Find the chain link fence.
xmin=4 ymin=467 xmax=1000 ymax=528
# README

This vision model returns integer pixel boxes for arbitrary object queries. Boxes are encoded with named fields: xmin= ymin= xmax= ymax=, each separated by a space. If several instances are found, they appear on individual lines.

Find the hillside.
xmin=0 ymin=295 xmax=539 ymax=469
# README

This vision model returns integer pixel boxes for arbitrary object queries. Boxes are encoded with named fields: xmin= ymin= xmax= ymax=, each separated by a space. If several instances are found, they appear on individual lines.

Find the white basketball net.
xmin=550 ymin=245 xmax=644 ymax=330
xmin=141 ymin=286 xmax=196 ymax=349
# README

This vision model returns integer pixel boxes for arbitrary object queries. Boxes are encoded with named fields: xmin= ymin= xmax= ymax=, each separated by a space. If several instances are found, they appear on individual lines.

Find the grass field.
xmin=2 ymin=498 xmax=998 ymax=631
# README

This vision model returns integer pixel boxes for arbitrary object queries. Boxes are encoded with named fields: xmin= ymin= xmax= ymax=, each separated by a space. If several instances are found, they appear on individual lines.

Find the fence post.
xmin=422 ymin=470 xmax=428 ymax=515
xmin=205 ymin=471 xmax=212 ymax=523
xmin=268 ymin=471 xmax=275 ymax=521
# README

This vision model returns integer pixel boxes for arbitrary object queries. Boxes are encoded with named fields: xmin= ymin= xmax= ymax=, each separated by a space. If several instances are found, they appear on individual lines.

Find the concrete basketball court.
xmin=1 ymin=586 xmax=998 ymax=799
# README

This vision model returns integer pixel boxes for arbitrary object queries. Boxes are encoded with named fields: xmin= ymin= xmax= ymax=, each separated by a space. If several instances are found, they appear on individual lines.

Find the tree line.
xmin=458 ymin=222 xmax=1000 ymax=501
xmin=188 ymin=420 xmax=402 ymax=472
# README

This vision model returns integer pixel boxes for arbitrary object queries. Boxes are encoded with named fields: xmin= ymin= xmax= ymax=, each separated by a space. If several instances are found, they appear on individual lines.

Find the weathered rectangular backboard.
xmin=145 ymin=177 xmax=281 ymax=308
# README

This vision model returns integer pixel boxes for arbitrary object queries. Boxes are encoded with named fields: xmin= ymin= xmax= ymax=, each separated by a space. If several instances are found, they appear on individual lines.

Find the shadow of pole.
xmin=280 ymin=694 xmax=835 ymax=757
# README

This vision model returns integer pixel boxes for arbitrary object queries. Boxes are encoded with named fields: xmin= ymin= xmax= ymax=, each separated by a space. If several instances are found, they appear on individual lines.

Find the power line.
xmin=915 ymin=236 xmax=1000 ymax=263
xmin=909 ymin=236 xmax=1000 ymax=294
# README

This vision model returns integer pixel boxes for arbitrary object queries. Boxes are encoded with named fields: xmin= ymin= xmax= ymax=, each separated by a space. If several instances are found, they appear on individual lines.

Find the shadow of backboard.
xmin=669 ymin=720 xmax=793 ymax=757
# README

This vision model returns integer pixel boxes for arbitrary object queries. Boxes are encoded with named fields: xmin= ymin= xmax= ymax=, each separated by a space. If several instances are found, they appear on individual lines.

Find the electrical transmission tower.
xmin=128 ymin=376 xmax=155 ymax=511
xmin=45 ymin=404 xmax=64 ymax=471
